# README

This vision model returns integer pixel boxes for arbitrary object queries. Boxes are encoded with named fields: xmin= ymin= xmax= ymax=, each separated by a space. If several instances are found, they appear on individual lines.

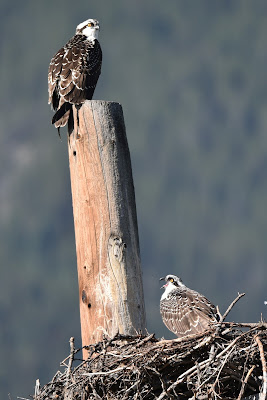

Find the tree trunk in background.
xmin=67 ymin=101 xmax=146 ymax=357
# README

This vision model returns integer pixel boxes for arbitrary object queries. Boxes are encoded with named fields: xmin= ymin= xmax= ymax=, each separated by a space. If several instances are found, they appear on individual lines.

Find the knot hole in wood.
xmin=108 ymin=234 xmax=126 ymax=265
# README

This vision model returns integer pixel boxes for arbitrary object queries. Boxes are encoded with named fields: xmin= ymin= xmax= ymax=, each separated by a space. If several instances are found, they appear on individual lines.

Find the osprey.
xmin=160 ymin=275 xmax=219 ymax=338
xmin=48 ymin=19 xmax=102 ymax=135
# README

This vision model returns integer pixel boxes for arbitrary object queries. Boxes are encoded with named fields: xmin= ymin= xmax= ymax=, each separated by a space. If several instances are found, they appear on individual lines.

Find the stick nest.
xmin=34 ymin=322 xmax=267 ymax=399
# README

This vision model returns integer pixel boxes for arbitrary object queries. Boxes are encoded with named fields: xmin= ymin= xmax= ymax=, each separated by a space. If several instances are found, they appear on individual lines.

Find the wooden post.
xmin=68 ymin=100 xmax=146 ymax=353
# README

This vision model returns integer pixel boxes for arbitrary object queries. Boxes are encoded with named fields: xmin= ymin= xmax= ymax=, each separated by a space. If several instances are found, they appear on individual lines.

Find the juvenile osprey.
xmin=160 ymin=275 xmax=219 ymax=338
xmin=48 ymin=19 xmax=102 ymax=135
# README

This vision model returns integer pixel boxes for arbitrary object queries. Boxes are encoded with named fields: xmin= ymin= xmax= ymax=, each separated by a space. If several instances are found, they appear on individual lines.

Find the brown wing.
xmin=48 ymin=35 xmax=102 ymax=114
xmin=48 ymin=47 xmax=64 ymax=109
xmin=160 ymin=288 xmax=218 ymax=338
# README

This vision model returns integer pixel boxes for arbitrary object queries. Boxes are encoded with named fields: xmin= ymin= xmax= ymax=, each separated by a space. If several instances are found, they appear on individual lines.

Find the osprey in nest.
xmin=48 ymin=19 xmax=102 ymax=135
xmin=160 ymin=275 xmax=219 ymax=338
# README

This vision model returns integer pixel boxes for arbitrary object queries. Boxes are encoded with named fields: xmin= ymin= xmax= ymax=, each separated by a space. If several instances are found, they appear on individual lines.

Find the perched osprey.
xmin=160 ymin=275 xmax=219 ymax=338
xmin=48 ymin=19 xmax=102 ymax=135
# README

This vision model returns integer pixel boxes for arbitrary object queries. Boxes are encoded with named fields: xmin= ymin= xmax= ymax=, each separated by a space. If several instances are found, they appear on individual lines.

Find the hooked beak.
xmin=160 ymin=276 xmax=166 ymax=289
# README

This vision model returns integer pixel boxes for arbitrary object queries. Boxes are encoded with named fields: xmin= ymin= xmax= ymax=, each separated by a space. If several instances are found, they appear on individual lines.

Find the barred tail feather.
xmin=52 ymin=103 xmax=73 ymax=136
xmin=52 ymin=103 xmax=71 ymax=125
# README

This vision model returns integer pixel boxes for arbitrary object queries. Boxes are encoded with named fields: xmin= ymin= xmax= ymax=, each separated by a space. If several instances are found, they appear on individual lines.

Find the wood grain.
xmin=68 ymin=101 xmax=146 ymax=353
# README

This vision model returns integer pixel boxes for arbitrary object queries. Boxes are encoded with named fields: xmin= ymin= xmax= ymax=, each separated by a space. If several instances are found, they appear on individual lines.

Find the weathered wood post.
xmin=67 ymin=100 xmax=146 ymax=355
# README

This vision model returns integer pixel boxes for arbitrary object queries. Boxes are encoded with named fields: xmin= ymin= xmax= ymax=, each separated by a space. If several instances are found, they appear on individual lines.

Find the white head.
xmin=160 ymin=274 xmax=185 ymax=300
xmin=76 ymin=19 xmax=100 ymax=41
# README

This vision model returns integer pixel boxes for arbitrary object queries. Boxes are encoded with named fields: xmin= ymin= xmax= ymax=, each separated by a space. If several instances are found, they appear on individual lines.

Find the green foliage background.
xmin=1 ymin=1 xmax=267 ymax=397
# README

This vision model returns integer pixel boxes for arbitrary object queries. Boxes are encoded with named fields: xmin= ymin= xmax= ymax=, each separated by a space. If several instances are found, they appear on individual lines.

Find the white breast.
xmin=161 ymin=282 xmax=177 ymax=301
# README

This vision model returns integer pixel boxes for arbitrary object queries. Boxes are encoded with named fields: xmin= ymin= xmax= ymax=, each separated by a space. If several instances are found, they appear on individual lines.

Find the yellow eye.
xmin=170 ymin=278 xmax=174 ymax=283
xmin=87 ymin=22 xmax=94 ymax=27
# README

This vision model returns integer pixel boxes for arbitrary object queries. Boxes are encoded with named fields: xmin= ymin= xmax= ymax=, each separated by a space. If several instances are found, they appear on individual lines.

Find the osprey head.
xmin=160 ymin=275 xmax=185 ymax=300
xmin=76 ymin=19 xmax=100 ymax=40
xmin=160 ymin=274 xmax=185 ymax=290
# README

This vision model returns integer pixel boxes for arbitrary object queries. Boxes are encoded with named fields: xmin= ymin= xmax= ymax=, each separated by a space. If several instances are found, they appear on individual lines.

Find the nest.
xmin=33 ymin=296 xmax=267 ymax=400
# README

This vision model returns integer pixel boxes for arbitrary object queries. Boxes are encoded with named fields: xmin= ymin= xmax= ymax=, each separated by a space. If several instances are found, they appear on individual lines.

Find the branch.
xmin=237 ymin=365 xmax=255 ymax=400
xmin=34 ymin=379 xmax=40 ymax=397
xmin=255 ymin=335 xmax=267 ymax=400
xmin=161 ymin=328 xmax=256 ymax=398
xmin=221 ymin=322 xmax=267 ymax=329
xmin=212 ymin=292 xmax=246 ymax=342
xmin=146 ymin=366 xmax=175 ymax=400
xmin=67 ymin=337 xmax=75 ymax=379
xmin=220 ymin=292 xmax=246 ymax=322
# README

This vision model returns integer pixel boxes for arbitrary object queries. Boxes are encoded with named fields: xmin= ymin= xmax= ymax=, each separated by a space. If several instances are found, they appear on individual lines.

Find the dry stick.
xmin=17 ymin=398 xmax=31 ymax=400
xmin=236 ymin=338 xmax=255 ymax=397
xmin=214 ymin=350 xmax=237 ymax=386
xmin=67 ymin=337 xmax=75 ymax=379
xmin=122 ymin=380 xmax=140 ymax=399
xmin=255 ymin=335 xmax=267 ymax=400
xmin=90 ymin=384 xmax=102 ymax=400
xmin=160 ymin=328 xmax=259 ymax=399
xmin=198 ymin=344 xmax=236 ymax=393
xmin=146 ymin=366 xmax=175 ymax=400
xmin=34 ymin=379 xmax=40 ymax=397
xmin=237 ymin=365 xmax=256 ymax=400
xmin=83 ymin=366 xmax=129 ymax=377
xmin=157 ymin=320 xmax=266 ymax=350
xmin=214 ymin=293 xmax=246 ymax=340
xmin=135 ymin=333 xmax=155 ymax=348
xmin=209 ymin=292 xmax=246 ymax=360
xmin=219 ymin=292 xmax=246 ymax=323
xmin=212 ymin=291 xmax=246 ymax=350
xmin=221 ymin=322 xmax=267 ymax=329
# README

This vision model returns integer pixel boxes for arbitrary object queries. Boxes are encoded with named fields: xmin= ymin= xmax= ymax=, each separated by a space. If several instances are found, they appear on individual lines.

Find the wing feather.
xmin=160 ymin=288 xmax=218 ymax=338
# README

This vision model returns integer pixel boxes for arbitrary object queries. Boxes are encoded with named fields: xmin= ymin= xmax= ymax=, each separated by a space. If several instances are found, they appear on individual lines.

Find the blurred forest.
xmin=1 ymin=1 xmax=267 ymax=398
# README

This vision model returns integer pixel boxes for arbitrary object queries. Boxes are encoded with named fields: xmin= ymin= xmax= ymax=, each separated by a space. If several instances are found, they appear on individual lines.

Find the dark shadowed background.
xmin=1 ymin=1 xmax=267 ymax=398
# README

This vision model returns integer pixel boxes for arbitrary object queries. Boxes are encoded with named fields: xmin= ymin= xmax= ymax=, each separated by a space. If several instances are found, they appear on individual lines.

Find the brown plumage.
xmin=160 ymin=275 xmax=219 ymax=338
xmin=48 ymin=19 xmax=102 ymax=135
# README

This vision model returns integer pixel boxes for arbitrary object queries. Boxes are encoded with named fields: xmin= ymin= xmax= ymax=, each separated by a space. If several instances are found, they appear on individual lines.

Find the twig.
xmin=220 ymin=292 xmax=246 ymax=323
xmin=160 ymin=329 xmax=255 ymax=399
xmin=34 ymin=379 xmax=40 ymax=397
xmin=83 ymin=365 xmax=129 ymax=377
xmin=135 ymin=333 xmax=155 ymax=348
xmin=67 ymin=337 xmax=75 ymax=378
xmin=203 ymin=344 xmax=235 ymax=392
xmin=209 ymin=293 xmax=245 ymax=362
xmin=122 ymin=380 xmax=139 ymax=398
xmin=207 ymin=293 xmax=246 ymax=361
xmin=237 ymin=365 xmax=256 ymax=400
xmin=209 ymin=292 xmax=246 ymax=363
xmin=255 ymin=335 xmax=267 ymax=400
xmin=17 ymin=398 xmax=31 ymax=400
xmin=89 ymin=383 xmax=102 ymax=400
xmin=146 ymin=366 xmax=175 ymax=400
xmin=221 ymin=322 xmax=267 ymax=329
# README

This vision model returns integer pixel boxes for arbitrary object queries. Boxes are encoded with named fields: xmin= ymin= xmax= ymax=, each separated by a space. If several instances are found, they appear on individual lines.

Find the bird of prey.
xmin=48 ymin=18 xmax=102 ymax=135
xmin=160 ymin=274 xmax=219 ymax=338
